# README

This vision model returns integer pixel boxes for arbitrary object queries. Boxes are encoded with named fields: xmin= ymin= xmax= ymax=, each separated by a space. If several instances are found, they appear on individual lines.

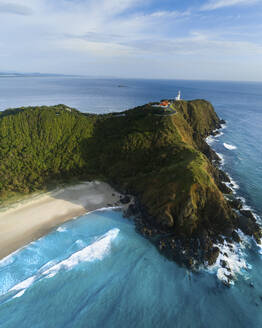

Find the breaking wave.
xmin=223 ymin=143 xmax=237 ymax=150
xmin=4 ymin=228 xmax=120 ymax=299
xmin=217 ymin=152 xmax=225 ymax=165
xmin=207 ymin=232 xmax=252 ymax=285
xmin=43 ymin=228 xmax=119 ymax=278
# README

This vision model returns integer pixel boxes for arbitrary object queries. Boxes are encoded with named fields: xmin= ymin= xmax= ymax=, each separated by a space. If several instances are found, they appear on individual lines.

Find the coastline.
xmin=1 ymin=100 xmax=261 ymax=287
xmin=204 ymin=123 xmax=262 ymax=284
xmin=0 ymin=181 xmax=127 ymax=260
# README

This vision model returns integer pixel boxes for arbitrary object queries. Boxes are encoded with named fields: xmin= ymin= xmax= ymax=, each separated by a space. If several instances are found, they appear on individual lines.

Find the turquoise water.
xmin=1 ymin=210 xmax=262 ymax=328
xmin=0 ymin=78 xmax=262 ymax=327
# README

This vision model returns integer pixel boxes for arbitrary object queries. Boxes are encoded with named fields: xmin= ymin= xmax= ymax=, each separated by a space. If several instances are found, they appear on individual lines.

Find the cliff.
xmin=0 ymin=100 xmax=261 ymax=267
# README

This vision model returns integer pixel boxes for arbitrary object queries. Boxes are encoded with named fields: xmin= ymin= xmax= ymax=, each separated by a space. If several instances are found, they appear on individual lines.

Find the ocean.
xmin=0 ymin=76 xmax=262 ymax=327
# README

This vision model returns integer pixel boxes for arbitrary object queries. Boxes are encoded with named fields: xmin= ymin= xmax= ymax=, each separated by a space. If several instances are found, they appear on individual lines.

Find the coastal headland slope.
xmin=0 ymin=100 xmax=261 ymax=268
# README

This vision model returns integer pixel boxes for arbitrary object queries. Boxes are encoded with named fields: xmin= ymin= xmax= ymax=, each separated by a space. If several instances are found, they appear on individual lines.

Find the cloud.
xmin=149 ymin=10 xmax=190 ymax=18
xmin=59 ymin=38 xmax=134 ymax=57
xmin=0 ymin=0 xmax=262 ymax=80
xmin=58 ymin=28 xmax=262 ymax=60
xmin=127 ymin=32 xmax=262 ymax=57
xmin=201 ymin=0 xmax=259 ymax=10
xmin=0 ymin=2 xmax=33 ymax=15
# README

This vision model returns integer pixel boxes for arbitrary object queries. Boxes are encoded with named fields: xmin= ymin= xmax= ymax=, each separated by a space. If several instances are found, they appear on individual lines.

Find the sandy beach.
xmin=0 ymin=181 xmax=126 ymax=260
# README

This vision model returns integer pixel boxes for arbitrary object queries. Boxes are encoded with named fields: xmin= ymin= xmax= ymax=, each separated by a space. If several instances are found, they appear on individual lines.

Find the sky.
xmin=1 ymin=0 xmax=262 ymax=81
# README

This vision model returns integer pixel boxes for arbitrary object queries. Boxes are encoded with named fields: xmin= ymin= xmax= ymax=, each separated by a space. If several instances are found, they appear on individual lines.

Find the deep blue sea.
xmin=0 ymin=76 xmax=262 ymax=327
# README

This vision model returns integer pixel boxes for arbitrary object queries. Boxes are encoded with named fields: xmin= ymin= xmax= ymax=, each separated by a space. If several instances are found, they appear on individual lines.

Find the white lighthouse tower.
xmin=176 ymin=90 xmax=181 ymax=101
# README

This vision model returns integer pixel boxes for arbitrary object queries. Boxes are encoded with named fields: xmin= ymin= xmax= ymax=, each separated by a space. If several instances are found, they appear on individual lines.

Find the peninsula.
xmin=0 ymin=100 xmax=261 ymax=270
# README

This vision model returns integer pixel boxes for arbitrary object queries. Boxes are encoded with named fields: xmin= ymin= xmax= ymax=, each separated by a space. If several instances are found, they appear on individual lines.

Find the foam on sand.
xmin=223 ymin=143 xmax=237 ymax=150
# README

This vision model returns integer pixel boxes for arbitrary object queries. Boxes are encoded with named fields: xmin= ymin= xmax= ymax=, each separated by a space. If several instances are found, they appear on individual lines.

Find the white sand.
xmin=0 ymin=181 xmax=125 ymax=260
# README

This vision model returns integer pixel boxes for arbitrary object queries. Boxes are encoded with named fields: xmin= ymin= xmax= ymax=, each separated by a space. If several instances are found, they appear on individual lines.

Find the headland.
xmin=0 ymin=99 xmax=261 ymax=284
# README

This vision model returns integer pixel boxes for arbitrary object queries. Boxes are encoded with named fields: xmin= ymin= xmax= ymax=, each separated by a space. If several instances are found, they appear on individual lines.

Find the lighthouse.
xmin=176 ymin=90 xmax=181 ymax=101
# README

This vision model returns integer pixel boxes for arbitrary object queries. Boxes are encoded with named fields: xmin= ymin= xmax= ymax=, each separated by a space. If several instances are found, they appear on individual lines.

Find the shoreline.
xmin=0 ymin=181 xmax=128 ymax=260
xmin=205 ymin=123 xmax=262 ymax=284
xmin=132 ymin=121 xmax=260 ymax=285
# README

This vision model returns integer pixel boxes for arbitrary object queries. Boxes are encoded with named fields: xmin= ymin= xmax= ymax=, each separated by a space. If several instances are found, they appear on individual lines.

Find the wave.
xmin=216 ymin=153 xmax=225 ymax=166
xmin=237 ymin=197 xmax=261 ymax=225
xmin=12 ymin=290 xmax=26 ymax=298
xmin=89 ymin=206 xmax=122 ymax=213
xmin=205 ymin=130 xmax=224 ymax=146
xmin=216 ymin=131 xmax=224 ymax=138
xmin=1 ymin=207 xmax=121 ymax=270
xmin=5 ymin=228 xmax=120 ymax=299
xmin=0 ymin=250 xmax=19 ymax=268
xmin=207 ymin=233 xmax=251 ymax=285
xmin=44 ymin=228 xmax=120 ymax=278
xmin=223 ymin=143 xmax=237 ymax=150
xmin=57 ymin=226 xmax=67 ymax=232
xmin=224 ymin=174 xmax=240 ymax=194
xmin=206 ymin=136 xmax=215 ymax=145
xmin=10 ymin=276 xmax=36 ymax=292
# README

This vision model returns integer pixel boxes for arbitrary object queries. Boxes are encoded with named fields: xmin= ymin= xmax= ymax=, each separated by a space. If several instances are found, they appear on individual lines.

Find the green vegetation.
xmin=1 ymin=100 xmax=260 ymax=264
xmin=0 ymin=105 xmax=97 ymax=197
xmin=0 ymin=100 xmax=231 ymax=230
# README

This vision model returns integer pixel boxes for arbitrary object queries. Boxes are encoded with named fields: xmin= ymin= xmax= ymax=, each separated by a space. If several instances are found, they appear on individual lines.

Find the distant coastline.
xmin=0 ymin=72 xmax=69 ymax=78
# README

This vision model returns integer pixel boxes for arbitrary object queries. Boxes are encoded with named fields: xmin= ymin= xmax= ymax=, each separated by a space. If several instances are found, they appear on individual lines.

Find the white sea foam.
xmin=86 ymin=206 xmax=122 ymax=216
xmin=12 ymin=290 xmax=25 ymax=299
xmin=0 ymin=252 xmax=18 ymax=267
xmin=57 ymin=226 xmax=67 ymax=232
xmin=215 ymin=131 xmax=224 ymax=138
xmin=10 ymin=276 xmax=36 ymax=292
xmin=207 ymin=234 xmax=251 ymax=285
xmin=237 ymin=196 xmax=260 ymax=216
xmin=223 ymin=143 xmax=237 ymax=150
xmin=76 ymin=239 xmax=85 ymax=247
xmin=225 ymin=174 xmax=240 ymax=194
xmin=256 ymin=243 xmax=262 ymax=255
xmin=206 ymin=136 xmax=215 ymax=145
xmin=205 ymin=130 xmax=224 ymax=146
xmin=217 ymin=153 xmax=225 ymax=166
xmin=43 ymin=228 xmax=119 ymax=278
xmin=5 ymin=228 xmax=120 ymax=298
xmin=229 ymin=178 xmax=239 ymax=190
xmin=93 ymin=206 xmax=122 ymax=212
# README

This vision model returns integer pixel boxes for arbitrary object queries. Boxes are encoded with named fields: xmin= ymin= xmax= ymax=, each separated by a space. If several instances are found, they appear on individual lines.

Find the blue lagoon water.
xmin=0 ymin=77 xmax=262 ymax=327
